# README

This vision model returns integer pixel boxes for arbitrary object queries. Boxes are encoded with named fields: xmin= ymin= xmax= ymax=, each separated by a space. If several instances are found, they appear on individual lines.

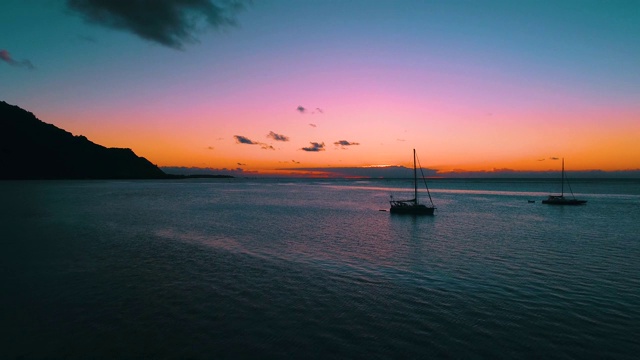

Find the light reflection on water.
xmin=1 ymin=179 xmax=639 ymax=359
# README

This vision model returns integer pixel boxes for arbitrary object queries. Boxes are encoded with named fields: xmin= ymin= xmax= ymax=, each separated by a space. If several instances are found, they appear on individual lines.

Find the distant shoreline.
xmin=163 ymin=174 xmax=235 ymax=179
xmin=4 ymin=175 xmax=640 ymax=181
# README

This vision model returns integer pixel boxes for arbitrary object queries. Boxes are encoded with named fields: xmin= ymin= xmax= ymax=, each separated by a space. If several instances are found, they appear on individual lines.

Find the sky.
xmin=2 ymin=0 xmax=639 ymax=177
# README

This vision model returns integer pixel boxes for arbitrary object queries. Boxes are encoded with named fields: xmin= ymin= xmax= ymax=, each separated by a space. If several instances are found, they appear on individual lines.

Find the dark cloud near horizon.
xmin=0 ymin=49 xmax=35 ymax=70
xmin=301 ymin=142 xmax=325 ymax=152
xmin=334 ymin=140 xmax=359 ymax=148
xmin=277 ymin=166 xmax=437 ymax=178
xmin=163 ymin=165 xmax=640 ymax=179
xmin=234 ymin=135 xmax=274 ymax=150
xmin=550 ymin=157 xmax=559 ymax=160
xmin=296 ymin=106 xmax=306 ymax=114
xmin=161 ymin=166 xmax=255 ymax=176
xmin=66 ymin=0 xmax=247 ymax=49
xmin=267 ymin=131 xmax=289 ymax=142
xmin=234 ymin=135 xmax=257 ymax=144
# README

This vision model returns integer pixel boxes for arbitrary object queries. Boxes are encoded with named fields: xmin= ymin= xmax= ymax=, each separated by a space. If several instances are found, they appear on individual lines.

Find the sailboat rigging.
xmin=541 ymin=158 xmax=587 ymax=205
xmin=389 ymin=149 xmax=436 ymax=215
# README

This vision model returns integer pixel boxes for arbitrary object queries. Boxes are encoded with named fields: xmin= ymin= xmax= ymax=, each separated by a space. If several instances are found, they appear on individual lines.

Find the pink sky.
xmin=2 ymin=1 xmax=639 ymax=175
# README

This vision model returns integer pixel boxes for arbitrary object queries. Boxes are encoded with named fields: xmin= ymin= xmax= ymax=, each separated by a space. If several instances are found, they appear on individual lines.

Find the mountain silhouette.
xmin=1 ymin=101 xmax=167 ymax=179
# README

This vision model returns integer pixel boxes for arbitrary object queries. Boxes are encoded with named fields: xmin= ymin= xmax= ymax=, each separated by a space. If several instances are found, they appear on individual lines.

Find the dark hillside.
xmin=0 ymin=101 xmax=166 ymax=179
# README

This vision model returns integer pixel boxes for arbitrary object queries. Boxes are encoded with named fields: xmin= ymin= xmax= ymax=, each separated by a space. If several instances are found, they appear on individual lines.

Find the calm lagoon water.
xmin=1 ymin=178 xmax=639 ymax=359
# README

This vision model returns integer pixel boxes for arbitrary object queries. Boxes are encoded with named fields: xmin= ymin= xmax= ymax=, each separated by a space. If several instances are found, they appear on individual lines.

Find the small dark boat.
xmin=542 ymin=158 xmax=587 ymax=205
xmin=390 ymin=149 xmax=435 ymax=215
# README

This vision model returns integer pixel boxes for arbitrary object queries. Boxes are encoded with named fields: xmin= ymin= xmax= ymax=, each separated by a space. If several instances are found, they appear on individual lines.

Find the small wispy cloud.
xmin=66 ymin=0 xmax=248 ymax=49
xmin=301 ymin=142 xmax=325 ymax=152
xmin=234 ymin=135 xmax=274 ymax=150
xmin=0 ymin=49 xmax=35 ymax=70
xmin=297 ymin=105 xmax=323 ymax=114
xmin=234 ymin=135 xmax=258 ymax=145
xmin=267 ymin=131 xmax=289 ymax=142
xmin=309 ymin=123 xmax=317 ymax=128
xmin=334 ymin=140 xmax=360 ymax=149
xmin=550 ymin=157 xmax=560 ymax=160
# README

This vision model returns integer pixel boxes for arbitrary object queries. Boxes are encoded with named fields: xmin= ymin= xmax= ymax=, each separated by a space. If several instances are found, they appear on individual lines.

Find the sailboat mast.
xmin=413 ymin=149 xmax=418 ymax=201
xmin=561 ymin=158 xmax=565 ymax=196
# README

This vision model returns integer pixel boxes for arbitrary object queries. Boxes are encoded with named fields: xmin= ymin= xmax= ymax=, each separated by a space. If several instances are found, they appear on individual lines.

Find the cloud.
xmin=267 ymin=131 xmax=289 ymax=142
xmin=0 ymin=49 xmax=35 ymax=69
xmin=234 ymin=135 xmax=257 ymax=145
xmin=301 ymin=142 xmax=325 ymax=152
xmin=237 ymin=162 xmax=246 ymax=166
xmin=234 ymin=135 xmax=274 ymax=150
xmin=549 ymin=157 xmax=560 ymax=160
xmin=66 ymin=0 xmax=247 ymax=49
xmin=207 ymin=146 xmax=214 ymax=150
xmin=161 ymin=166 xmax=256 ymax=176
xmin=334 ymin=140 xmax=360 ymax=148
xmin=297 ymin=105 xmax=324 ymax=114
xmin=537 ymin=158 xmax=545 ymax=161
xmin=277 ymin=166 xmax=438 ymax=178
xmin=309 ymin=123 xmax=317 ymax=128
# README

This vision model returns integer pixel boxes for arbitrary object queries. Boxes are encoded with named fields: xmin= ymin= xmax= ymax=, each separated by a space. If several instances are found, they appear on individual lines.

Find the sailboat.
xmin=389 ymin=149 xmax=436 ymax=215
xmin=542 ymin=158 xmax=587 ymax=205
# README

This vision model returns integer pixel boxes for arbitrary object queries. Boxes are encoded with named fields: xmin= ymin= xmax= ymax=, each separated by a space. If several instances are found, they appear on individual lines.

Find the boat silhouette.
xmin=389 ymin=149 xmax=436 ymax=215
xmin=542 ymin=158 xmax=587 ymax=205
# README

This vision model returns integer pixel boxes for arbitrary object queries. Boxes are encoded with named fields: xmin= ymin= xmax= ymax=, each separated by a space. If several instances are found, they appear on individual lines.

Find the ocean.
xmin=1 ymin=178 xmax=639 ymax=359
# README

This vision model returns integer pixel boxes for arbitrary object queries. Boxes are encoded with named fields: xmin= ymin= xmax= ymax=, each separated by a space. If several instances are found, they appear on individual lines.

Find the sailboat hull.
xmin=390 ymin=204 xmax=435 ymax=215
xmin=541 ymin=196 xmax=587 ymax=205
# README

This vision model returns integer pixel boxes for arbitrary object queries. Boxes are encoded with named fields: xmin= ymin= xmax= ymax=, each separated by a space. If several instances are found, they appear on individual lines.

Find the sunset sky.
xmin=2 ymin=0 xmax=639 ymax=176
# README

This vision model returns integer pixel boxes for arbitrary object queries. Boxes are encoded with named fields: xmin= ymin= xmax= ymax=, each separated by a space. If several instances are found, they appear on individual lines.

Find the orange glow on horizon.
xmin=43 ymin=82 xmax=639 ymax=176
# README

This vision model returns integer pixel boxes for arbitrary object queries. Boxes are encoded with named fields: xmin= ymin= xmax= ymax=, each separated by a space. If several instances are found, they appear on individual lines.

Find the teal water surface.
xmin=1 ymin=179 xmax=639 ymax=359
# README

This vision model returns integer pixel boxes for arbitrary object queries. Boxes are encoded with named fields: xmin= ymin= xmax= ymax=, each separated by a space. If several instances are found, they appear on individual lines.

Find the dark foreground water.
xmin=1 ymin=179 xmax=639 ymax=359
